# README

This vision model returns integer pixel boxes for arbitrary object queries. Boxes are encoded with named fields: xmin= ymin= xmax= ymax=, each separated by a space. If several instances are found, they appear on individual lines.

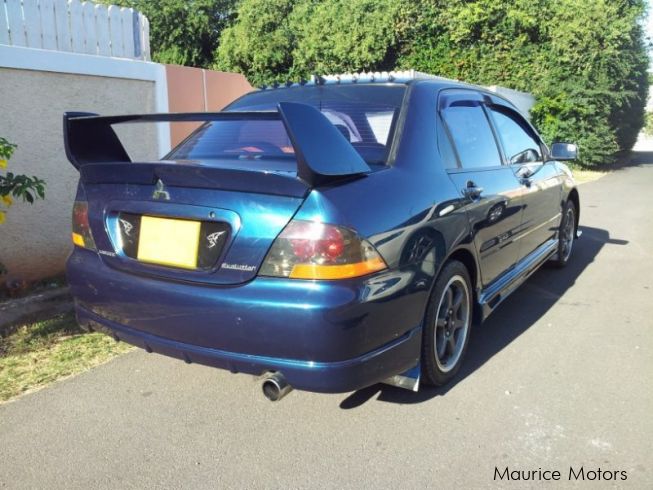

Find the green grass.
xmin=572 ymin=167 xmax=609 ymax=184
xmin=0 ymin=314 xmax=133 ymax=403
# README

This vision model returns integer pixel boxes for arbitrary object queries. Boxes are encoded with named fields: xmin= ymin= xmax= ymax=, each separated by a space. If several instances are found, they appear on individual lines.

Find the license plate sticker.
xmin=137 ymin=216 xmax=201 ymax=269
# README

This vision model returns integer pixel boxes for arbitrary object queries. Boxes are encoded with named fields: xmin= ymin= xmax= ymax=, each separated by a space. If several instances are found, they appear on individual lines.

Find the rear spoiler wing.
xmin=63 ymin=102 xmax=370 ymax=187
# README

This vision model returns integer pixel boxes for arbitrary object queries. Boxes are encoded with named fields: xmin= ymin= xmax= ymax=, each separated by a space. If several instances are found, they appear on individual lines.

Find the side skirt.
xmin=478 ymin=238 xmax=559 ymax=320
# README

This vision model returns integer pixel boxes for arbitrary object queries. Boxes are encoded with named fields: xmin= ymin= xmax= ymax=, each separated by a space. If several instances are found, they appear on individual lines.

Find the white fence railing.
xmin=0 ymin=0 xmax=150 ymax=60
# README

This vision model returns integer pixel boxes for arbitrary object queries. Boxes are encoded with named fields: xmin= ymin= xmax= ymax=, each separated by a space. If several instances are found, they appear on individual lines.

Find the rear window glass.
xmin=169 ymin=120 xmax=294 ymax=161
xmin=168 ymin=85 xmax=406 ymax=167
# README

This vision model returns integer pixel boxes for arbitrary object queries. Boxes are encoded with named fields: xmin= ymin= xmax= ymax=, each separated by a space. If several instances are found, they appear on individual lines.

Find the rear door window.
xmin=441 ymin=101 xmax=502 ymax=169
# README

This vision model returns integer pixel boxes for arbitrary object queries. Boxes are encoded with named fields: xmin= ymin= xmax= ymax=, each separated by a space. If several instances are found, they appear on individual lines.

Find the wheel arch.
xmin=430 ymin=246 xmax=483 ymax=326
xmin=446 ymin=248 xmax=478 ymax=293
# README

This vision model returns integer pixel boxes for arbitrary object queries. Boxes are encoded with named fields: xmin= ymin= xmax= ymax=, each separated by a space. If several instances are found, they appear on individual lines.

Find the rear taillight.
xmin=71 ymin=201 xmax=96 ymax=250
xmin=259 ymin=220 xmax=386 ymax=280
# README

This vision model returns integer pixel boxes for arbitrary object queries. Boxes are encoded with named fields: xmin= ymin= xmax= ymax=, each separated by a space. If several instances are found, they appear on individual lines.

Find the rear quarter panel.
xmin=293 ymin=83 xmax=475 ymax=342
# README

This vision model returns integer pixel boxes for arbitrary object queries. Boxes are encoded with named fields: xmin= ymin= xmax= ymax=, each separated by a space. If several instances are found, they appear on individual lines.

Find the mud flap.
xmin=381 ymin=362 xmax=421 ymax=392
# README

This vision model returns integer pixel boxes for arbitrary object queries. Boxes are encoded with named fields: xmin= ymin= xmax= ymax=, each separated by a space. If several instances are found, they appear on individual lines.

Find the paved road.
xmin=1 ymin=159 xmax=652 ymax=489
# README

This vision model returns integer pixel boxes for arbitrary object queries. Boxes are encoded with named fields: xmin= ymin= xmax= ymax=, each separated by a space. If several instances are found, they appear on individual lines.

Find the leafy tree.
xmin=214 ymin=0 xmax=299 ymax=86
xmin=214 ymin=0 xmax=410 ymax=86
xmin=215 ymin=0 xmax=649 ymax=166
xmin=289 ymin=0 xmax=404 ymax=79
xmin=529 ymin=0 xmax=648 ymax=165
xmin=104 ymin=0 xmax=237 ymax=67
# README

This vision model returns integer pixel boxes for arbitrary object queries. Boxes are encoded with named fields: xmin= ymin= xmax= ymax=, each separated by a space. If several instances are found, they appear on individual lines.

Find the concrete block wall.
xmin=0 ymin=44 xmax=251 ymax=284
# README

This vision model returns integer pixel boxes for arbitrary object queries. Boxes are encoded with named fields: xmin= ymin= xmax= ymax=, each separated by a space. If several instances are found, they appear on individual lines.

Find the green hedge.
xmin=215 ymin=0 xmax=649 ymax=166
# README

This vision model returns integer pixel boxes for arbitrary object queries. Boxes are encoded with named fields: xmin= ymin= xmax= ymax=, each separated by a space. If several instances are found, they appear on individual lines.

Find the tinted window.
xmin=489 ymin=107 xmax=542 ymax=164
xmin=437 ymin=116 xmax=458 ymax=169
xmin=441 ymin=102 xmax=502 ymax=169
xmin=225 ymin=85 xmax=406 ymax=165
xmin=169 ymin=120 xmax=295 ymax=165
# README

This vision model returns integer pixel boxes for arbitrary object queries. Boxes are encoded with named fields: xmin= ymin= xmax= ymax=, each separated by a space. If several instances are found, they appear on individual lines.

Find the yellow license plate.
xmin=137 ymin=216 xmax=201 ymax=269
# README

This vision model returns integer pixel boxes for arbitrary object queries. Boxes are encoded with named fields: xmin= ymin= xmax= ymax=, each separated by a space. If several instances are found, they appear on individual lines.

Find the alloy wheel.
xmin=434 ymin=275 xmax=471 ymax=373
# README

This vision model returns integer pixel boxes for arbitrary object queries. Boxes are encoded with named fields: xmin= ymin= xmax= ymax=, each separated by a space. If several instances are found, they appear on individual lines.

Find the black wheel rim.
xmin=434 ymin=275 xmax=471 ymax=373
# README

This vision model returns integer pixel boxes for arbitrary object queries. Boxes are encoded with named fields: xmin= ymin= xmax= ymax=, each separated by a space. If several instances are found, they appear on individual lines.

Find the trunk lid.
xmin=65 ymin=103 xmax=374 ymax=285
xmin=81 ymin=161 xmax=307 ymax=285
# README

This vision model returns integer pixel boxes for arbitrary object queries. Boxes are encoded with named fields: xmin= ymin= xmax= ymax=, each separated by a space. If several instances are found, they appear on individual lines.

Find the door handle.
xmin=463 ymin=181 xmax=483 ymax=199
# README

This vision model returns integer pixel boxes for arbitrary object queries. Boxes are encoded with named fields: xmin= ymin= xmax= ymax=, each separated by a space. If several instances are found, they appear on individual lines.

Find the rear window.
xmin=169 ymin=120 xmax=294 ymax=161
xmin=168 ymin=85 xmax=406 ymax=167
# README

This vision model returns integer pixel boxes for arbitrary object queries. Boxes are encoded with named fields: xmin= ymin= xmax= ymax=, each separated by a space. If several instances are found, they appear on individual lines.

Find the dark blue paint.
xmin=66 ymin=79 xmax=579 ymax=394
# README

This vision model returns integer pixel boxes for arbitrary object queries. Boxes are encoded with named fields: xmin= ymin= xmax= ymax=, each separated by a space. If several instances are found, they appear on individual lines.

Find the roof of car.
xmin=256 ymin=70 xmax=478 ymax=92
xmin=249 ymin=70 xmax=525 ymax=116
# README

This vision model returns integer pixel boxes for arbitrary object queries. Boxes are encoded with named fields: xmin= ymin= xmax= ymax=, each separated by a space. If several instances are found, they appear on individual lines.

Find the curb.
xmin=0 ymin=287 xmax=73 ymax=337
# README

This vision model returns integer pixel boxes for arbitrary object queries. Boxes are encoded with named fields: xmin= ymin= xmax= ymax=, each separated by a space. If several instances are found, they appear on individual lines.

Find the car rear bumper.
xmin=76 ymin=304 xmax=420 ymax=393
xmin=67 ymin=248 xmax=424 ymax=393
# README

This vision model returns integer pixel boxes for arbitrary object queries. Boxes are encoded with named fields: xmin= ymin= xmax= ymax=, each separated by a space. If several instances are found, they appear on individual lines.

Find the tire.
xmin=421 ymin=260 xmax=473 ymax=386
xmin=551 ymin=200 xmax=576 ymax=268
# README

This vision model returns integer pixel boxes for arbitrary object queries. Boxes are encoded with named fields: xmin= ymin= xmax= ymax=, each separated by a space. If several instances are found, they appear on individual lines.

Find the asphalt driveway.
xmin=1 ymin=158 xmax=651 ymax=489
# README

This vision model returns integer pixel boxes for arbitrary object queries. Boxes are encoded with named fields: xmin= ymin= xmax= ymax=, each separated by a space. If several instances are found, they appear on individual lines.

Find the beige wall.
xmin=0 ymin=68 xmax=158 ymax=283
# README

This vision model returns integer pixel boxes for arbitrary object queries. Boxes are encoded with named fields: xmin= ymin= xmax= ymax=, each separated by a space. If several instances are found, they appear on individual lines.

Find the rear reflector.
xmin=259 ymin=220 xmax=386 ymax=280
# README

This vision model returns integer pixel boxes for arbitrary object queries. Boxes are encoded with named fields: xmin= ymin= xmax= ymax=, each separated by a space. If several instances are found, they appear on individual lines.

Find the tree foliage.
xmin=214 ymin=0 xmax=409 ymax=86
xmin=215 ymin=0 xmax=649 ymax=166
xmin=105 ymin=0 xmax=237 ymax=67
xmin=0 ymin=138 xmax=46 ymax=224
xmin=214 ymin=0 xmax=298 ymax=85
xmin=1 ymin=137 xmax=46 ymax=274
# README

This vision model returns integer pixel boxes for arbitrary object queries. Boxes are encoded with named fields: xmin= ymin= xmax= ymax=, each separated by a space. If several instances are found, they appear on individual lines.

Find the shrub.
xmin=215 ymin=0 xmax=649 ymax=166
xmin=0 ymin=137 xmax=46 ymax=274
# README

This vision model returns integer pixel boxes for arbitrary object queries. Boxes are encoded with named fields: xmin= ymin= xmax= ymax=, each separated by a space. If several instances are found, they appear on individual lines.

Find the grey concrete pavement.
xmin=1 ymin=158 xmax=652 ymax=489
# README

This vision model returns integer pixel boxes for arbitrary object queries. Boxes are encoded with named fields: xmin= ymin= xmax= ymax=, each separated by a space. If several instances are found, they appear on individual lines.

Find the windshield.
xmin=168 ymin=85 xmax=406 ymax=167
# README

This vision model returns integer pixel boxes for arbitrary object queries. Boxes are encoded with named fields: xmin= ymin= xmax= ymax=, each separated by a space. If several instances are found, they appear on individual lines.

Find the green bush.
xmin=215 ymin=0 xmax=649 ymax=166
xmin=101 ymin=0 xmax=237 ymax=67
xmin=0 ymin=137 xmax=46 ymax=275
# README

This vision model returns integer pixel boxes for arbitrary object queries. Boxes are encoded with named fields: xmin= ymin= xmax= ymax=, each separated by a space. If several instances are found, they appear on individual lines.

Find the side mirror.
xmin=550 ymin=143 xmax=578 ymax=161
xmin=509 ymin=148 xmax=541 ymax=165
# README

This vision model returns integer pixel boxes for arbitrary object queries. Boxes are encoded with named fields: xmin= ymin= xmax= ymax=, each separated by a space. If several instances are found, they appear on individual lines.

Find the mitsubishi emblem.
xmin=152 ymin=179 xmax=170 ymax=201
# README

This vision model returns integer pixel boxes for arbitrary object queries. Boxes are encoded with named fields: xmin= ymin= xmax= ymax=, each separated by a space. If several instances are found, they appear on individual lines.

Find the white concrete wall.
xmin=0 ymin=44 xmax=168 ymax=283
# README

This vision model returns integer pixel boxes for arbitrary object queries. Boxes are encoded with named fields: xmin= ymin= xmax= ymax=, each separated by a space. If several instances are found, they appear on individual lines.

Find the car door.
xmin=439 ymin=90 xmax=525 ymax=288
xmin=485 ymin=103 xmax=563 ymax=260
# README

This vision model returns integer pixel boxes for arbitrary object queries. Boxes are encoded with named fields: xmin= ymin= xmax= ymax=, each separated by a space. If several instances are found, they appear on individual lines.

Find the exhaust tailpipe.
xmin=261 ymin=372 xmax=293 ymax=402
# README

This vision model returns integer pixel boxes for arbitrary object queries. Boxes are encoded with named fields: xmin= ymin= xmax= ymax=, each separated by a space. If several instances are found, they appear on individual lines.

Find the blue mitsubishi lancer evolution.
xmin=65 ymin=71 xmax=580 ymax=401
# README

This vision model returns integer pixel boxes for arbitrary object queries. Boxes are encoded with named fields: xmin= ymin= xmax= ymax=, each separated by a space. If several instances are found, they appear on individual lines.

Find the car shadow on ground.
xmin=340 ymin=225 xmax=628 ymax=409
